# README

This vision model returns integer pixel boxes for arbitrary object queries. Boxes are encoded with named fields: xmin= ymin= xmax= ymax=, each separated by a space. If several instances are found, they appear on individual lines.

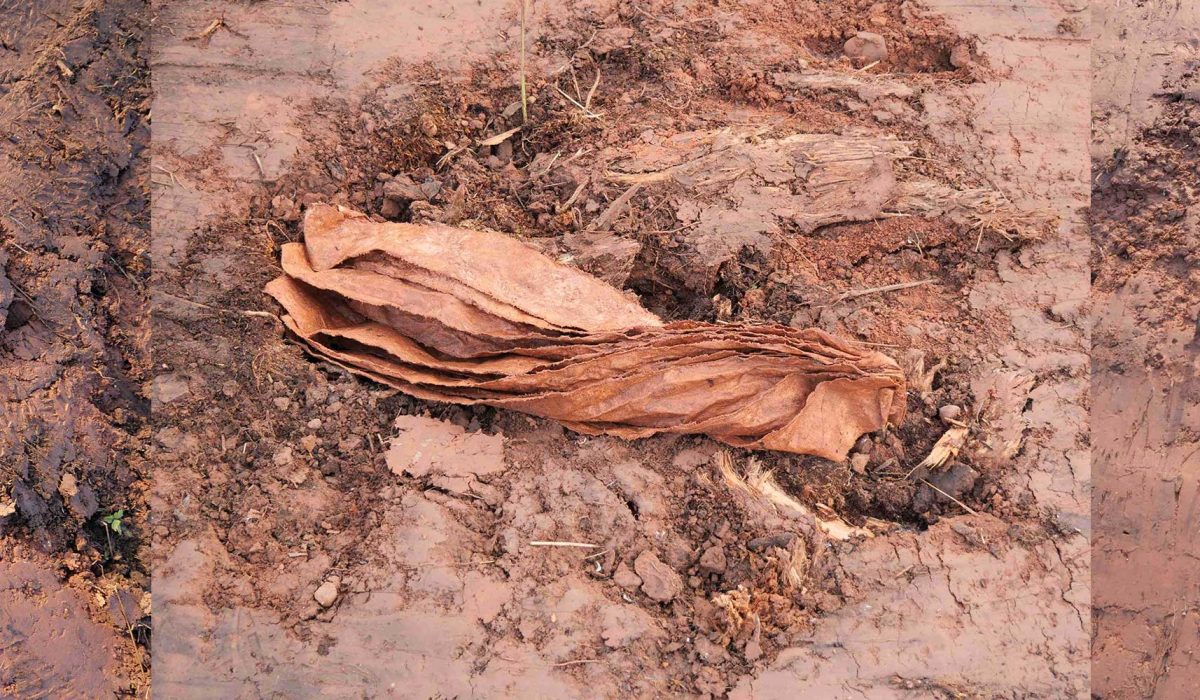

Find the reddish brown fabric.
xmin=266 ymin=204 xmax=906 ymax=460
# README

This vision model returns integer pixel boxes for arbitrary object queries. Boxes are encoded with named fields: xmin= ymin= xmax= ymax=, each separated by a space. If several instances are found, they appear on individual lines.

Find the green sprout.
xmin=101 ymin=509 xmax=126 ymax=536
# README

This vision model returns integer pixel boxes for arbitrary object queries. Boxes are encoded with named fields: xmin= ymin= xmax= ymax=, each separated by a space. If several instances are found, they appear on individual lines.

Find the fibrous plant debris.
xmin=266 ymin=204 xmax=907 ymax=460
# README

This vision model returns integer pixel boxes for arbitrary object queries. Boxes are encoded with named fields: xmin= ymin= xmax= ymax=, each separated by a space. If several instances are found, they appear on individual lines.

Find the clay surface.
xmin=1092 ymin=1 xmax=1200 ymax=696
xmin=150 ymin=0 xmax=1089 ymax=696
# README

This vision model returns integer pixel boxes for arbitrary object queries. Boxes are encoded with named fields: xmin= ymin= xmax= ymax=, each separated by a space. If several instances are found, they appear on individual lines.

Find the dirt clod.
xmin=634 ymin=550 xmax=683 ymax=603
xmin=843 ymin=31 xmax=888 ymax=63
xmin=699 ymin=546 xmax=728 ymax=574
xmin=613 ymin=562 xmax=643 ymax=590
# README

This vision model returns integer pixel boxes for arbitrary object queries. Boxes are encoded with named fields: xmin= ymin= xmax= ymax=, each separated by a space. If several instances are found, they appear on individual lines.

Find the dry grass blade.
xmin=916 ymin=425 xmax=969 ymax=470
xmin=717 ymin=452 xmax=867 ymax=541
xmin=554 ymin=84 xmax=604 ymax=119
xmin=478 ymin=126 xmax=521 ymax=147
xmin=832 ymin=278 xmax=934 ymax=304
xmin=583 ymin=67 xmax=601 ymax=110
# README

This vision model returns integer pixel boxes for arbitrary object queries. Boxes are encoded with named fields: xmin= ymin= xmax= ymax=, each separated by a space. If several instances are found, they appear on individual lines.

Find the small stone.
xmin=380 ymin=198 xmax=402 ymax=218
xmin=949 ymin=43 xmax=972 ymax=69
xmin=300 ymin=435 xmax=319 ymax=452
xmin=307 ymin=418 xmax=323 ymax=430
xmin=747 ymin=532 xmax=797 ymax=552
xmin=383 ymin=174 xmax=426 ymax=202
xmin=634 ymin=550 xmax=683 ymax=603
xmin=272 ymin=446 xmax=294 ymax=466
xmin=314 ymin=577 xmax=340 ymax=607
xmin=418 ymin=113 xmax=438 ymax=138
xmin=150 ymin=373 xmax=190 ymax=405
xmin=853 ymin=435 xmax=873 ymax=454
xmin=419 ymin=179 xmax=441 ymax=199
xmin=850 ymin=452 xmax=870 ymax=474
xmin=273 ymin=397 xmax=291 ymax=411
xmin=612 ymin=562 xmax=642 ymax=590
xmin=304 ymin=385 xmax=330 ymax=405
xmin=698 ymin=546 xmax=727 ymax=574
xmin=843 ymin=31 xmax=888 ymax=63
xmin=939 ymin=405 xmax=963 ymax=423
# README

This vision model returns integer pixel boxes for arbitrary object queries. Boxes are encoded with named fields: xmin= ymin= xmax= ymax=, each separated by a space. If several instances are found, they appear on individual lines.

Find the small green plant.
xmin=101 ymin=509 xmax=126 ymax=536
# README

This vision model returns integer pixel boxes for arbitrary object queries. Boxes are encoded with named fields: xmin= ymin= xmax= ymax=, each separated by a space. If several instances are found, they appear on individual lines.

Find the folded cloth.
xmin=266 ymin=204 xmax=906 ymax=460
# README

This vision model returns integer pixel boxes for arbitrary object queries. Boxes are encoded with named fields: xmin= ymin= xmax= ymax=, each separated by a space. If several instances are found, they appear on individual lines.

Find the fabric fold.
xmin=266 ymin=204 xmax=907 ymax=460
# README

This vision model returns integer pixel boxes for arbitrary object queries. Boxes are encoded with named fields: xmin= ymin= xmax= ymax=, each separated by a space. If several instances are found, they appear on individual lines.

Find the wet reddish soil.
xmin=151 ymin=0 xmax=1088 ymax=696
xmin=0 ymin=0 xmax=150 ymax=695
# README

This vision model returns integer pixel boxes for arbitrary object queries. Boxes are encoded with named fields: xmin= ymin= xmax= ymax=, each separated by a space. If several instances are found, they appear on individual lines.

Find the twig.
xmin=584 ymin=68 xmax=601 ymax=110
xmin=157 ymin=290 xmax=279 ymax=320
xmin=251 ymin=151 xmax=266 ymax=180
xmin=556 ymin=180 xmax=587 ymax=213
xmin=589 ymin=183 xmax=641 ymax=231
xmin=553 ymin=85 xmax=603 ymax=119
xmin=528 ymin=540 xmax=597 ymax=548
xmin=832 ymin=278 xmax=934 ymax=303
xmin=151 ymin=164 xmax=180 ymax=187
xmin=436 ymin=145 xmax=469 ymax=170
xmin=553 ymin=658 xmax=602 ymax=667
xmin=919 ymin=478 xmax=979 ymax=516
xmin=185 ymin=16 xmax=247 ymax=46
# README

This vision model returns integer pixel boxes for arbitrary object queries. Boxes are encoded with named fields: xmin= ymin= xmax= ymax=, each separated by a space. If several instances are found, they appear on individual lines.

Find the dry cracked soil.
xmin=3 ymin=0 xmax=1195 ymax=698
xmin=149 ymin=0 xmax=1089 ymax=697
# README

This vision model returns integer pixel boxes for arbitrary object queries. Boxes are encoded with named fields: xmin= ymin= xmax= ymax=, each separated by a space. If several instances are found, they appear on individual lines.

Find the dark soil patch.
xmin=0 ymin=0 xmax=150 ymax=693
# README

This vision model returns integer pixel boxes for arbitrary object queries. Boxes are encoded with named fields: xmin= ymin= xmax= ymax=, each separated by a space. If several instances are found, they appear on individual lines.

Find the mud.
xmin=151 ymin=0 xmax=1088 ymax=696
xmin=1091 ymin=1 xmax=1200 ymax=696
xmin=0 ymin=0 xmax=150 ymax=694
xmin=0 ymin=544 xmax=126 ymax=697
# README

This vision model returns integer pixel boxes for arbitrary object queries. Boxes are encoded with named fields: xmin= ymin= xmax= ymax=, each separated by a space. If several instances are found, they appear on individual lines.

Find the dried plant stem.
xmin=919 ymin=478 xmax=980 ymax=516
